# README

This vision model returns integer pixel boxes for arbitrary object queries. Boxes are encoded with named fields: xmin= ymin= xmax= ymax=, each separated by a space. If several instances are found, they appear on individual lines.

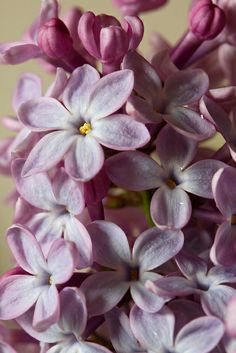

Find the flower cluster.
xmin=0 ymin=0 xmax=236 ymax=352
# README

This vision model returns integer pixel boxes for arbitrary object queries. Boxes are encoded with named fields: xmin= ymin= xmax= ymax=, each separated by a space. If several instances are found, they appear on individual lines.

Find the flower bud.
xmin=38 ymin=18 xmax=74 ymax=59
xmin=189 ymin=0 xmax=226 ymax=40
xmin=112 ymin=0 xmax=167 ymax=16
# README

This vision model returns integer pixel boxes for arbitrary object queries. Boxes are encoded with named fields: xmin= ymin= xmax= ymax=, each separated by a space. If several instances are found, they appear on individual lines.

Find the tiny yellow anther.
xmin=49 ymin=275 xmax=55 ymax=285
xmin=166 ymin=179 xmax=176 ymax=189
xmin=79 ymin=122 xmax=92 ymax=135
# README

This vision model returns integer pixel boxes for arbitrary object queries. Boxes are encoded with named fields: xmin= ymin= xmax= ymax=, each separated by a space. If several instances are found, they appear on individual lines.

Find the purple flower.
xmin=19 ymin=65 xmax=150 ymax=182
xmin=130 ymin=305 xmax=224 ymax=353
xmin=123 ymin=51 xmax=215 ymax=140
xmin=80 ymin=220 xmax=184 ymax=316
xmin=0 ymin=225 xmax=76 ymax=330
xmin=210 ymin=166 xmax=236 ymax=266
xmin=151 ymin=251 xmax=236 ymax=319
xmin=12 ymin=159 xmax=92 ymax=268
xmin=106 ymin=125 xmax=225 ymax=229
xmin=17 ymin=287 xmax=113 ymax=353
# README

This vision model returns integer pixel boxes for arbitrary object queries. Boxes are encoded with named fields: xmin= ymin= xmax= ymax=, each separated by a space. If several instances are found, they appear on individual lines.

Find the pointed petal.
xmin=106 ymin=151 xmax=163 ymax=191
xmin=175 ymin=316 xmax=224 ymax=353
xmin=65 ymin=135 xmax=104 ymax=182
xmin=180 ymin=160 xmax=226 ymax=198
xmin=47 ymin=240 xmax=76 ymax=284
xmin=122 ymin=51 xmax=161 ymax=101
xmin=7 ymin=225 xmax=46 ymax=274
xmin=0 ymin=42 xmax=41 ymax=64
xmin=131 ymin=282 xmax=165 ymax=312
xmin=201 ymin=285 xmax=236 ymax=319
xmin=126 ymin=95 xmax=162 ymax=123
xmin=164 ymin=107 xmax=215 ymax=141
xmin=212 ymin=166 xmax=236 ymax=217
xmin=92 ymin=114 xmax=150 ymax=150
xmin=150 ymin=187 xmax=192 ymax=230
xmin=46 ymin=68 xmax=68 ymax=99
xmin=86 ymin=70 xmax=134 ymax=120
xmin=210 ymin=222 xmax=236 ymax=267
xmin=152 ymin=276 xmax=197 ymax=296
xmin=80 ymin=272 xmax=129 ymax=316
xmin=130 ymin=305 xmax=174 ymax=351
xmin=64 ymin=216 xmax=92 ymax=268
xmin=164 ymin=69 xmax=209 ymax=105
xmin=175 ymin=251 xmax=208 ymax=281
xmin=133 ymin=227 xmax=184 ymax=270
xmin=19 ymin=97 xmax=70 ymax=131
xmin=87 ymin=221 xmax=131 ymax=269
xmin=63 ymin=64 xmax=100 ymax=115
xmin=52 ymin=168 xmax=85 ymax=214
xmin=59 ymin=287 xmax=87 ymax=336
xmin=22 ymin=131 xmax=75 ymax=176
xmin=33 ymin=285 xmax=60 ymax=331
xmin=105 ymin=307 xmax=140 ymax=353
xmin=156 ymin=125 xmax=197 ymax=172
xmin=12 ymin=158 xmax=57 ymax=210
xmin=0 ymin=275 xmax=41 ymax=320
xmin=208 ymin=265 xmax=236 ymax=285
xmin=13 ymin=73 xmax=42 ymax=112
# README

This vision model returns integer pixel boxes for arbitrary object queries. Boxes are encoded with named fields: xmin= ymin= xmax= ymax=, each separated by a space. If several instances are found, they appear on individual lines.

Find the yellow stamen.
xmin=231 ymin=214 xmax=236 ymax=225
xmin=166 ymin=179 xmax=176 ymax=189
xmin=49 ymin=275 xmax=55 ymax=285
xmin=79 ymin=122 xmax=92 ymax=135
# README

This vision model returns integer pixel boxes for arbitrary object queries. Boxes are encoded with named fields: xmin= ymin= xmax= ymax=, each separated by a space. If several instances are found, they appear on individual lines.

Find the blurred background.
xmin=0 ymin=0 xmax=192 ymax=271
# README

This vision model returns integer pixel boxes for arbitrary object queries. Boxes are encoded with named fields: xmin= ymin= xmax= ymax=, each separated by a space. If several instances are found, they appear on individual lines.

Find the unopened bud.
xmin=189 ymin=0 xmax=226 ymax=40
xmin=38 ymin=18 xmax=73 ymax=59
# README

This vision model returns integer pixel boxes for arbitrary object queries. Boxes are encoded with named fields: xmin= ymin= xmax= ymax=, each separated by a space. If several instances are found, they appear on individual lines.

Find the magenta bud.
xmin=189 ymin=0 xmax=226 ymax=40
xmin=38 ymin=18 xmax=74 ymax=59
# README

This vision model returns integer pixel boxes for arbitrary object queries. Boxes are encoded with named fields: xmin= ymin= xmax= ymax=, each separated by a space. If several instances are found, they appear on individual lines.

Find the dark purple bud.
xmin=38 ymin=18 xmax=74 ymax=59
xmin=189 ymin=0 xmax=226 ymax=40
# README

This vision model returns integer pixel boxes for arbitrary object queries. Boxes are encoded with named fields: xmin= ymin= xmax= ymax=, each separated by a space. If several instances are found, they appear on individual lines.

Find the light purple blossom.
xmin=19 ymin=64 xmax=150 ymax=182
xmin=0 ymin=225 xmax=76 ymax=330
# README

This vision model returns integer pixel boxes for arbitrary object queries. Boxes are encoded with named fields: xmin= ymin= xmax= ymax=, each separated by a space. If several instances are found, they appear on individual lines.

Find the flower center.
xmin=166 ymin=178 xmax=176 ymax=189
xmin=130 ymin=267 xmax=139 ymax=282
xmin=231 ymin=214 xmax=236 ymax=225
xmin=79 ymin=122 xmax=91 ymax=135
xmin=49 ymin=275 xmax=55 ymax=285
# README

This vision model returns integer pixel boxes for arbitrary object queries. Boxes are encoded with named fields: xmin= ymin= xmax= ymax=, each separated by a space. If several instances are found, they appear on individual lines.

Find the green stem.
xmin=141 ymin=191 xmax=155 ymax=227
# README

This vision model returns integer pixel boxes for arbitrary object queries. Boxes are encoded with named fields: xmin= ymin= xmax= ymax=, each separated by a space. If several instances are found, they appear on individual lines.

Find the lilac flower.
xmin=0 ymin=225 xmax=76 ymax=330
xmin=130 ymin=305 xmax=224 ymax=353
xmin=80 ymin=220 xmax=184 ymax=316
xmin=210 ymin=166 xmax=236 ymax=266
xmin=19 ymin=65 xmax=150 ymax=182
xmin=17 ymin=287 xmax=113 ymax=353
xmin=123 ymin=51 xmax=215 ymax=140
xmin=12 ymin=159 xmax=92 ymax=268
xmin=106 ymin=125 xmax=225 ymax=229
xmin=226 ymin=298 xmax=236 ymax=337
xmin=112 ymin=0 xmax=167 ymax=16
xmin=151 ymin=251 xmax=236 ymax=319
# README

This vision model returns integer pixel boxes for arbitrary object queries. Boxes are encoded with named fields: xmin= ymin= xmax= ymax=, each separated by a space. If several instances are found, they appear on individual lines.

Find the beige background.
xmin=0 ymin=1 xmax=192 ymax=271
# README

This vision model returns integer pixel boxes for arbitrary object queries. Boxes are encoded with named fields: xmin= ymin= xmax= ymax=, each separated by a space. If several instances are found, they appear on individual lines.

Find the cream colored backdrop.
xmin=0 ymin=0 xmax=192 ymax=271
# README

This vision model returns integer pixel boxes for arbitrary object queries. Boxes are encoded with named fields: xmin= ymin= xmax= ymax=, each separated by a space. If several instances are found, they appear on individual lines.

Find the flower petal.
xmin=64 ymin=216 xmax=93 ymax=268
xmin=86 ymin=70 xmax=134 ymax=120
xmin=22 ymin=131 xmax=75 ymax=177
xmin=77 ymin=342 xmax=113 ymax=353
xmin=0 ymin=42 xmax=41 ymax=64
xmin=164 ymin=107 xmax=215 ymax=141
xmin=46 ymin=67 xmax=68 ymax=99
xmin=0 ymin=275 xmax=41 ymax=320
xmin=126 ymin=95 xmax=162 ymax=123
xmin=175 ymin=251 xmax=208 ymax=281
xmin=132 ymin=227 xmax=184 ymax=270
xmin=47 ymin=239 xmax=76 ymax=284
xmin=106 ymin=151 xmax=164 ymax=191
xmin=156 ymin=125 xmax=197 ymax=172
xmin=13 ymin=73 xmax=42 ymax=112
xmin=12 ymin=158 xmax=57 ymax=210
xmin=175 ymin=316 xmax=224 ymax=353
xmin=130 ymin=305 xmax=174 ymax=351
xmin=0 ymin=341 xmax=18 ymax=353
xmin=164 ymin=69 xmax=209 ymax=105
xmin=19 ymin=97 xmax=70 ymax=131
xmin=7 ymin=225 xmax=46 ymax=274
xmin=80 ymin=272 xmax=129 ymax=316
xmin=65 ymin=135 xmax=104 ymax=182
xmin=92 ymin=114 xmax=150 ymax=150
xmin=59 ymin=287 xmax=87 ymax=336
xmin=180 ymin=160 xmax=227 ymax=198
xmin=130 ymin=282 xmax=165 ymax=312
xmin=33 ymin=285 xmax=60 ymax=331
xmin=150 ymin=186 xmax=192 ymax=230
xmin=62 ymin=64 xmax=100 ymax=115
xmin=152 ymin=276 xmax=197 ymax=296
xmin=87 ymin=221 xmax=131 ymax=270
